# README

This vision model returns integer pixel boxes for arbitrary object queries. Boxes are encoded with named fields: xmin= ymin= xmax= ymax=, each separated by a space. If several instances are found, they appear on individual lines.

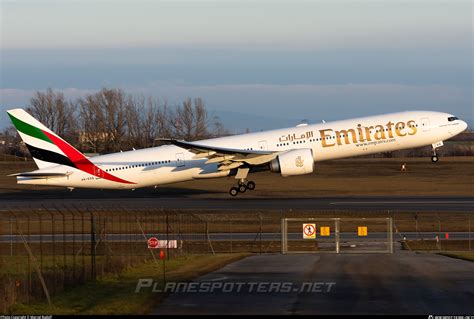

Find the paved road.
xmin=0 ymin=191 xmax=472 ymax=212
xmin=153 ymin=251 xmax=474 ymax=315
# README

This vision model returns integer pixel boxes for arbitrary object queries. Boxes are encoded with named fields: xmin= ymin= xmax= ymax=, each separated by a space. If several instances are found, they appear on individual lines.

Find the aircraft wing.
xmin=157 ymin=138 xmax=279 ymax=170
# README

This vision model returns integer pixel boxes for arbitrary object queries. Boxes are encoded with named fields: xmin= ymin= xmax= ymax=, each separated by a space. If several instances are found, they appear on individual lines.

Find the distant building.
xmin=78 ymin=131 xmax=111 ymax=144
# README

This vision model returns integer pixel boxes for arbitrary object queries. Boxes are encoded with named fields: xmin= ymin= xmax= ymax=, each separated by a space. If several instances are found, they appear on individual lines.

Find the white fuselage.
xmin=18 ymin=111 xmax=467 ymax=189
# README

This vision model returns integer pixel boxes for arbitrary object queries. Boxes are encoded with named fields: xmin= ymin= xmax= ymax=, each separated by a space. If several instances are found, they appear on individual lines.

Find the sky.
xmin=0 ymin=0 xmax=472 ymax=132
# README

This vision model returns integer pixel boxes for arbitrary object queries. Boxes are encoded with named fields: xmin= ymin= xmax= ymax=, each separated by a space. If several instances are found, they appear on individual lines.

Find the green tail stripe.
xmin=7 ymin=113 xmax=53 ymax=144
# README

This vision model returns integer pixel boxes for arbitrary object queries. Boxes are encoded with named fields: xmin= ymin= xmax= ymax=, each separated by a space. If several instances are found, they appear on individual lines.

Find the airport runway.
xmin=153 ymin=251 xmax=474 ymax=315
xmin=0 ymin=232 xmax=471 ymax=243
xmin=0 ymin=189 xmax=473 ymax=212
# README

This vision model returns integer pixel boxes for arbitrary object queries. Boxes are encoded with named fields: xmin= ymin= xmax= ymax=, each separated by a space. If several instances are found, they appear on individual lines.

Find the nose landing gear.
xmin=431 ymin=141 xmax=443 ymax=163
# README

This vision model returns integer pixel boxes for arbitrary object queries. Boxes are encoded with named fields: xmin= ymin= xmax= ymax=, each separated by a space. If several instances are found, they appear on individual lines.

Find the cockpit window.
xmin=448 ymin=116 xmax=458 ymax=122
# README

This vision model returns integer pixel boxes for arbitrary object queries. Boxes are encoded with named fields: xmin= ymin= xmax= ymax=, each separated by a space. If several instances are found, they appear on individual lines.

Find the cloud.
xmin=127 ymin=83 xmax=470 ymax=118
xmin=0 ymin=88 xmax=96 ymax=106
xmin=1 ymin=83 xmax=469 ymax=107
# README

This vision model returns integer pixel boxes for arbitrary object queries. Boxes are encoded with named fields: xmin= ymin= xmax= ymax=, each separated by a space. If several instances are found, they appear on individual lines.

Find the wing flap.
xmin=156 ymin=138 xmax=280 ymax=169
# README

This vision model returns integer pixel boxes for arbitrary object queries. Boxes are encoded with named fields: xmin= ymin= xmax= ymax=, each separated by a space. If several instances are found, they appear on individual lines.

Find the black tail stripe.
xmin=25 ymin=143 xmax=77 ymax=169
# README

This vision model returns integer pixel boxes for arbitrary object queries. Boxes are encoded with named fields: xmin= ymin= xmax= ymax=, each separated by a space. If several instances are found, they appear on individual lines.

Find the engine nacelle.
xmin=269 ymin=148 xmax=315 ymax=177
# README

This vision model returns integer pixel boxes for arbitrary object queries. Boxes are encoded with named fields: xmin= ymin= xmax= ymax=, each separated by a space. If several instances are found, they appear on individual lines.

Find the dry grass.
xmin=7 ymin=253 xmax=249 ymax=315
xmin=438 ymin=251 xmax=474 ymax=262
xmin=402 ymin=240 xmax=473 ymax=251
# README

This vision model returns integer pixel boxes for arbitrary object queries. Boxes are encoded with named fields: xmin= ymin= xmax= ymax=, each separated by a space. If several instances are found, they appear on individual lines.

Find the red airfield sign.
xmin=303 ymin=223 xmax=316 ymax=239
xmin=147 ymin=237 xmax=159 ymax=249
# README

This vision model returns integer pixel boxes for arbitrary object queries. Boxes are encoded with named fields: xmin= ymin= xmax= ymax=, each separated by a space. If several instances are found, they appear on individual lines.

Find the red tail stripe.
xmin=42 ymin=131 xmax=135 ymax=184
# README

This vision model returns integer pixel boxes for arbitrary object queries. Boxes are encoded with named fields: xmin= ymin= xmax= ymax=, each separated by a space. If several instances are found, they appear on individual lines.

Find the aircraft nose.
xmin=459 ymin=120 xmax=468 ymax=133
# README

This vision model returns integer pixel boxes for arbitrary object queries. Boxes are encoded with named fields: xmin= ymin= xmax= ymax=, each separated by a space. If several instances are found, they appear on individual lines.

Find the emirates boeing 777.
xmin=6 ymin=108 xmax=467 ymax=196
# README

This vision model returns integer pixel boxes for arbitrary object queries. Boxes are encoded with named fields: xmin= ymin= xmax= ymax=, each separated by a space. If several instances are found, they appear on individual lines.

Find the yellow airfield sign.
xmin=320 ymin=227 xmax=330 ymax=236
xmin=358 ymin=226 xmax=368 ymax=236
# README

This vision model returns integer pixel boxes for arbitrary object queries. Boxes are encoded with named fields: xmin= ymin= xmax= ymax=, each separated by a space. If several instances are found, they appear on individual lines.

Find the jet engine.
xmin=269 ymin=148 xmax=315 ymax=177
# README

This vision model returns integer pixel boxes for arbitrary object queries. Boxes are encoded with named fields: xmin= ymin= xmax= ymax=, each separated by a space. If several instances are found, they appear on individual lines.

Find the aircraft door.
xmin=258 ymin=140 xmax=268 ymax=150
xmin=420 ymin=117 xmax=430 ymax=132
xmin=175 ymin=153 xmax=185 ymax=167
xmin=94 ymin=166 xmax=103 ymax=178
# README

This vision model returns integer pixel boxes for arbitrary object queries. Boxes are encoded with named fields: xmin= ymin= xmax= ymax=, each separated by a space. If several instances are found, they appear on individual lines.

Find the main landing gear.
xmin=229 ymin=179 xmax=256 ymax=197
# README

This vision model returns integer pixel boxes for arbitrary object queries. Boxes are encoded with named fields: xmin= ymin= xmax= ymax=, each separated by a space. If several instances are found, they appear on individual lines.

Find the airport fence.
xmin=0 ymin=207 xmax=283 ymax=311
xmin=0 ymin=207 xmax=472 ymax=311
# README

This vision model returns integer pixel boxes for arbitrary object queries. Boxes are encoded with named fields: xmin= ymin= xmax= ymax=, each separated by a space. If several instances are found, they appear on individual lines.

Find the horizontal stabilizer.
xmin=8 ymin=172 xmax=72 ymax=179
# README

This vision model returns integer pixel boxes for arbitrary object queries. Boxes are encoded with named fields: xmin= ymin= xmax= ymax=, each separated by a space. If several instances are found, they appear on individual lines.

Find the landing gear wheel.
xmin=238 ymin=184 xmax=247 ymax=193
xmin=229 ymin=187 xmax=239 ymax=197
xmin=431 ymin=155 xmax=439 ymax=163
xmin=246 ymin=181 xmax=256 ymax=191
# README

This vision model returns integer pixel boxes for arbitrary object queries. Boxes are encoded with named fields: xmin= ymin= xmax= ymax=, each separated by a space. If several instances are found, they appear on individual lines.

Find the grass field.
xmin=402 ymin=240 xmax=472 ymax=251
xmin=7 ymin=253 xmax=249 ymax=315
xmin=0 ymin=157 xmax=473 ymax=197
xmin=438 ymin=252 xmax=474 ymax=262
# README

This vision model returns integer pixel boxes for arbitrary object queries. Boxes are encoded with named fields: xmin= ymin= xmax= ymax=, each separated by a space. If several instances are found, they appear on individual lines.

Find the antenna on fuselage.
xmin=296 ymin=119 xmax=309 ymax=127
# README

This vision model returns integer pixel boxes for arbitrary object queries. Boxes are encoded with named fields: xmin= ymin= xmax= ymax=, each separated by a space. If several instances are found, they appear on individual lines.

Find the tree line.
xmin=2 ymin=88 xmax=229 ymax=156
xmin=1 ymin=89 xmax=472 ymax=159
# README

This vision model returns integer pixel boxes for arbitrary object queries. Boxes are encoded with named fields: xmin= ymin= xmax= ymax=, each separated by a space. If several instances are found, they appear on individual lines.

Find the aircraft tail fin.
xmin=7 ymin=108 xmax=135 ymax=185
xmin=6 ymin=108 xmax=85 ymax=170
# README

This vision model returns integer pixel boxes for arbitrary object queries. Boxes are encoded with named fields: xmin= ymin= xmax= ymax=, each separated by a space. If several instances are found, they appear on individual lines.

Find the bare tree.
xmin=212 ymin=115 xmax=230 ymax=137
xmin=155 ymin=98 xmax=172 ymax=140
xmin=172 ymin=98 xmax=194 ymax=140
xmin=193 ymin=97 xmax=209 ymax=140
xmin=124 ymin=96 xmax=173 ymax=149
xmin=143 ymin=97 xmax=172 ymax=147
xmin=78 ymin=94 xmax=105 ymax=153
xmin=28 ymin=88 xmax=77 ymax=138
xmin=171 ymin=97 xmax=211 ymax=141
xmin=78 ymin=88 xmax=128 ymax=152
xmin=125 ymin=95 xmax=143 ymax=148
xmin=100 ymin=88 xmax=128 ymax=152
